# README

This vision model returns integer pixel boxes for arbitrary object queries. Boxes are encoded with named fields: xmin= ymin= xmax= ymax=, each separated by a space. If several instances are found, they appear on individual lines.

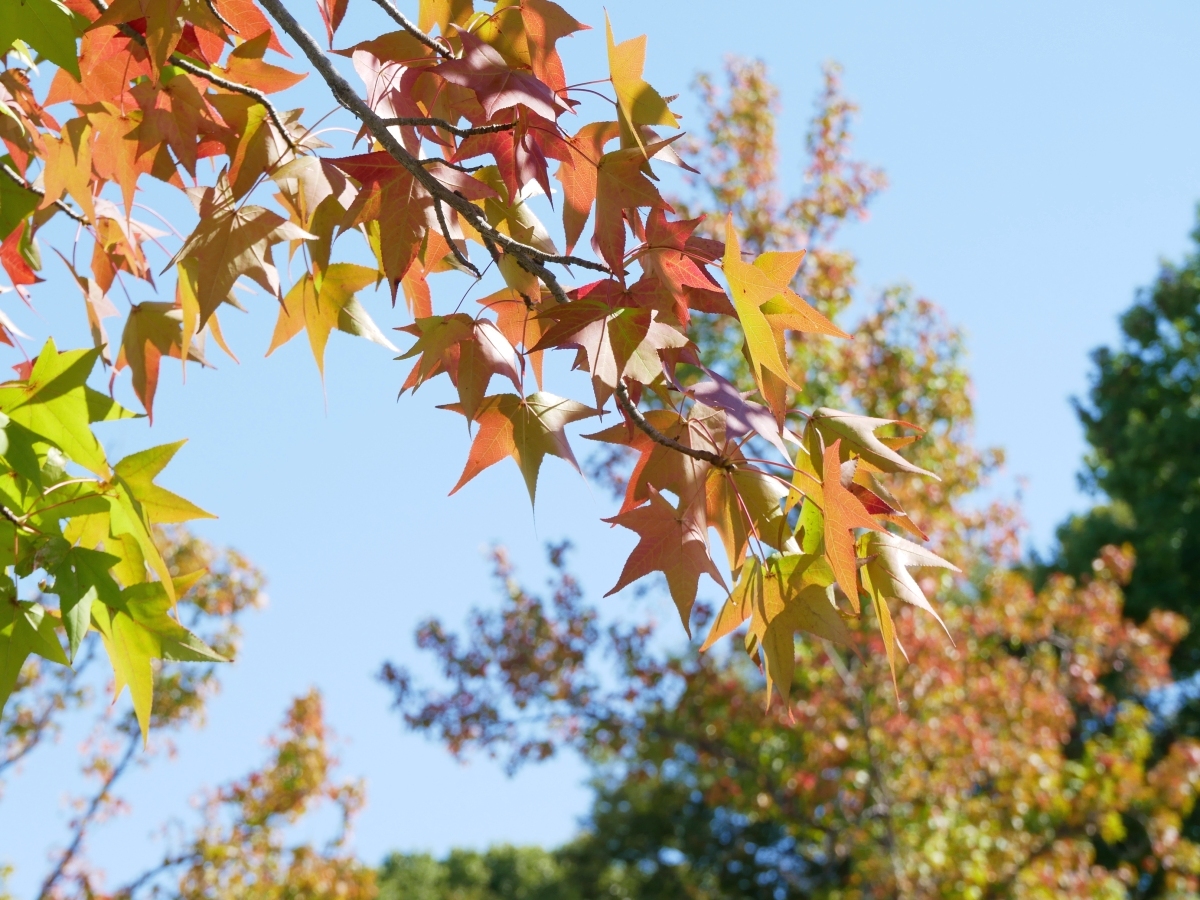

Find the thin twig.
xmin=383 ymin=116 xmax=515 ymax=137
xmin=169 ymin=55 xmax=300 ymax=152
xmin=1 ymin=163 xmax=87 ymax=224
xmin=432 ymin=197 xmax=480 ymax=277
xmin=202 ymin=0 xmax=236 ymax=32
xmin=613 ymin=383 xmax=733 ymax=470
xmin=365 ymin=0 xmax=452 ymax=58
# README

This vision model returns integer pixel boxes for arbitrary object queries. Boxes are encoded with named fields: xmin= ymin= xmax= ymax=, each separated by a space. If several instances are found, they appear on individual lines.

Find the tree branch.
xmin=613 ymin=382 xmax=733 ymax=470
xmin=432 ymin=197 xmax=480 ymax=277
xmin=365 ymin=0 xmax=452 ymax=58
xmin=1 ymin=164 xmax=87 ymax=224
xmin=168 ymin=55 xmax=300 ymax=151
xmin=381 ymin=116 xmax=515 ymax=137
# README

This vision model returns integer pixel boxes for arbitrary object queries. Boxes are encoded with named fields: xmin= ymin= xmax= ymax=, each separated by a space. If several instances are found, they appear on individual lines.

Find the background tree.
xmin=385 ymin=59 xmax=1200 ymax=900
xmin=1047 ymin=221 xmax=1200 ymax=678
xmin=0 ymin=527 xmax=374 ymax=899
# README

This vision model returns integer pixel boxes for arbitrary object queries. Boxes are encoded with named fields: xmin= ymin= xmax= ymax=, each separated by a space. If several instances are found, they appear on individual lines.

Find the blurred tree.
xmin=378 ymin=846 xmax=571 ymax=900
xmin=1048 ymin=223 xmax=1200 ymax=675
xmin=0 ymin=529 xmax=373 ymax=899
xmin=384 ymin=59 xmax=1200 ymax=899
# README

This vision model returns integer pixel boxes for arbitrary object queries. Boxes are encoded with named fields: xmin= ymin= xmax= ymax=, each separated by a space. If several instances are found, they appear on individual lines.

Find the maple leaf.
xmin=0 ymin=0 xmax=81 ymax=79
xmin=0 ymin=339 xmax=110 ymax=477
xmin=433 ymin=29 xmax=570 ymax=123
xmin=130 ymin=71 xmax=219 ymax=178
xmin=115 ymin=301 xmax=209 ymax=420
xmin=820 ymin=438 xmax=885 ymax=611
xmin=445 ymin=391 xmax=597 ymax=503
xmin=478 ymin=287 xmax=550 ymax=388
xmin=556 ymin=120 xmax=620 ymax=254
xmin=169 ymin=178 xmax=312 ymax=347
xmin=633 ymin=210 xmax=732 ymax=323
xmin=478 ymin=0 xmax=588 ymax=94
xmin=604 ymin=14 xmax=678 ymax=153
xmin=331 ymin=151 xmax=436 ymax=299
xmin=604 ymin=487 xmax=726 ymax=634
xmin=474 ymin=166 xmax=558 ymax=298
xmin=0 ymin=600 xmax=69 ymax=715
xmin=587 ymin=406 xmax=721 ymax=515
xmin=591 ymin=141 xmax=676 ymax=274
xmin=91 ymin=576 xmax=225 ymax=742
xmin=810 ymin=407 xmax=938 ymax=479
xmin=318 ymin=0 xmax=349 ymax=46
xmin=455 ymin=110 xmax=571 ymax=203
xmin=397 ymin=313 xmax=475 ymax=392
xmin=219 ymin=31 xmax=306 ymax=95
xmin=419 ymin=0 xmax=474 ymax=35
xmin=268 ymin=264 xmax=396 ymax=379
xmin=40 ymin=117 xmax=95 ymax=222
xmin=688 ymin=369 xmax=797 ymax=460
xmin=533 ymin=300 xmax=688 ymax=405
xmin=723 ymin=216 xmax=847 ymax=407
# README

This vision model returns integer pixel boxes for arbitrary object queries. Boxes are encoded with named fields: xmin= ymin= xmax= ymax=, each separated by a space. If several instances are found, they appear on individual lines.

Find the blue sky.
xmin=5 ymin=1 xmax=1200 ymax=893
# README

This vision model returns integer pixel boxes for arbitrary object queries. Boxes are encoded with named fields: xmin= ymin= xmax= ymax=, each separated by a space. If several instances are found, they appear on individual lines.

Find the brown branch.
xmin=37 ymin=729 xmax=140 ymax=900
xmin=202 ymin=0 xmax=236 ymax=33
xmin=432 ymin=197 xmax=480 ymax=277
xmin=365 ymin=0 xmax=453 ymax=58
xmin=613 ymin=382 xmax=733 ymax=470
xmin=382 ymin=116 xmax=515 ymax=137
xmin=1 ymin=164 xmax=88 ymax=224
xmin=253 ymin=0 xmax=601 ymax=308
xmin=168 ymin=55 xmax=300 ymax=152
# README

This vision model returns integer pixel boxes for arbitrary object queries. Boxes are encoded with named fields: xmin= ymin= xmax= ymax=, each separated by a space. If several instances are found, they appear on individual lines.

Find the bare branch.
xmin=1 ymin=164 xmax=88 ymax=224
xmin=382 ymin=116 xmax=515 ymax=137
xmin=37 ymin=730 xmax=139 ymax=900
xmin=432 ymin=197 xmax=480 ymax=277
xmin=365 ymin=0 xmax=453 ymax=59
xmin=613 ymin=382 xmax=733 ymax=470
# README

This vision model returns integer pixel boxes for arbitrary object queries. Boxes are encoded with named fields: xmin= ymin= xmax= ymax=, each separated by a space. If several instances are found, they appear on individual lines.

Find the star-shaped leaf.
xmin=820 ymin=438 xmax=884 ymax=611
xmin=0 ymin=599 xmax=68 ymax=715
xmin=605 ymin=13 xmax=677 ymax=152
xmin=434 ymin=28 xmax=570 ymax=122
xmin=810 ymin=407 xmax=938 ymax=479
xmin=604 ymin=487 xmax=726 ymax=634
xmin=446 ymin=392 xmax=598 ymax=503
xmin=268 ymin=264 xmax=395 ymax=379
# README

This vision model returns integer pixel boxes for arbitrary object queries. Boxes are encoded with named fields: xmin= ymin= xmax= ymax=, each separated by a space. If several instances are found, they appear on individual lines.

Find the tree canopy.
xmin=1049 ymin=220 xmax=1200 ymax=675
xmin=0 ymin=0 xmax=961 ymax=742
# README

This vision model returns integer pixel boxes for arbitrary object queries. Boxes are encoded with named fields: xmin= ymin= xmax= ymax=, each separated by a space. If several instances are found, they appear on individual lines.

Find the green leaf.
xmin=49 ymin=546 xmax=121 ymax=661
xmin=85 ymin=387 xmax=139 ymax=423
xmin=0 ymin=412 xmax=43 ymax=485
xmin=0 ymin=598 xmax=68 ymax=714
xmin=0 ymin=0 xmax=82 ymax=79
xmin=93 ymin=577 xmax=227 ymax=742
xmin=0 ymin=154 xmax=40 ymax=240
xmin=113 ymin=441 xmax=214 ymax=525
xmin=0 ymin=339 xmax=109 ymax=477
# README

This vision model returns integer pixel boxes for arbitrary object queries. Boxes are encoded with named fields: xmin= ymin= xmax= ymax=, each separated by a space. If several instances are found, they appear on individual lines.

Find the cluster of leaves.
xmin=383 ymin=58 xmax=1200 ymax=899
xmin=0 ymin=342 xmax=219 ymax=740
xmin=0 ymin=0 xmax=961 ymax=724
xmin=2 ymin=526 xmax=373 ymax=899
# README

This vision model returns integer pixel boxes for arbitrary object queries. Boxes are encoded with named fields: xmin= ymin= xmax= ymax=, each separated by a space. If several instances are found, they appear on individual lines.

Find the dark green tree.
xmin=1051 ymin=216 xmax=1200 ymax=674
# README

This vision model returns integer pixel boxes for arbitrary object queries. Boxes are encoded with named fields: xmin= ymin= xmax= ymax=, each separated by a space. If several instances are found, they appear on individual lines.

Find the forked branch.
xmin=614 ymin=382 xmax=734 ymax=470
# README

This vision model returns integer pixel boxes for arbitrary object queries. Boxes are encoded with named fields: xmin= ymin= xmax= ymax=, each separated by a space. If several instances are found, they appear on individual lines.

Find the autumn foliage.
xmin=0 ymin=0 xmax=963 ymax=738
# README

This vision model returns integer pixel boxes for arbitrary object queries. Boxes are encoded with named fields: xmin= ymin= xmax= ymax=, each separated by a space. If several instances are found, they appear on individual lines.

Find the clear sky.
xmin=5 ymin=2 xmax=1200 ymax=894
